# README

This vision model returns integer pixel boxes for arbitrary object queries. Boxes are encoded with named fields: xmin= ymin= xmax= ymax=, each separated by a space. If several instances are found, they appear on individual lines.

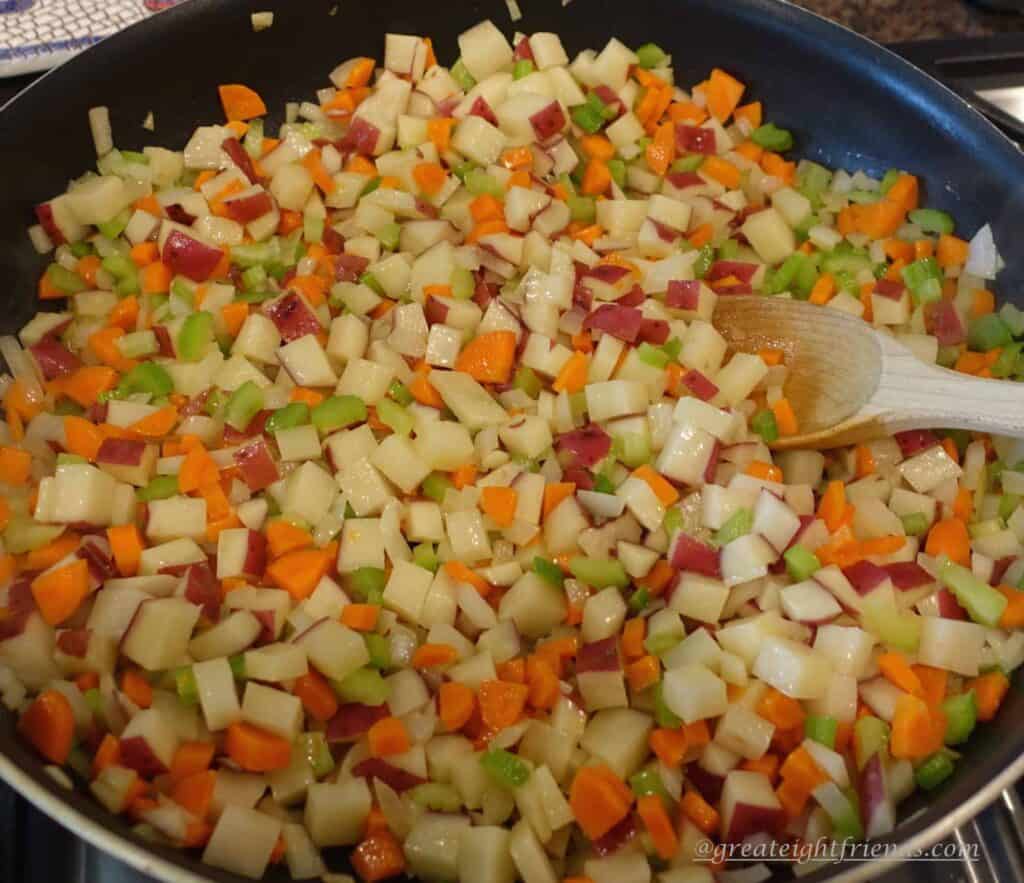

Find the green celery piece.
xmin=450 ymin=58 xmax=476 ymax=90
xmin=751 ymin=409 xmax=779 ymax=443
xmin=97 ymin=208 xmax=132 ymax=239
xmin=653 ymin=681 xmax=682 ymax=727
xmin=769 ymin=253 xmax=806 ymax=294
xmin=1000 ymin=494 xmax=1021 ymax=521
xmin=480 ymin=748 xmax=530 ymax=788
xmin=593 ymin=473 xmax=616 ymax=495
xmin=608 ymin=159 xmax=626 ymax=188
xmin=901 ymin=257 xmax=943 ymax=305
xmin=937 ymin=555 xmax=1008 ymax=627
xmin=880 ymin=169 xmax=902 ymax=193
xmin=567 ymin=195 xmax=596 ymax=223
xmin=46 ymin=264 xmax=88 ymax=294
xmin=635 ymin=42 xmax=668 ymax=69
xmin=224 ymin=381 xmax=264 ymax=432
xmin=410 ymin=783 xmax=463 ymax=811
xmin=570 ymin=103 xmax=605 ymax=134
xmin=532 ymin=556 xmax=564 ymax=588
xmin=351 ymin=567 xmax=387 ymax=600
xmin=376 ymin=398 xmax=413 ymax=436
xmin=451 ymin=266 xmax=475 ymax=300
xmin=798 ymin=161 xmax=833 ymax=206
xmin=908 ymin=208 xmax=955 ymax=235
xmin=56 ymin=453 xmax=87 ymax=466
xmin=853 ymin=715 xmax=890 ymax=770
xmin=663 ymin=507 xmax=683 ymax=537
xmin=718 ymin=239 xmax=740 ymax=261
xmin=941 ymin=692 xmax=977 ymax=745
xmin=805 ymin=714 xmax=838 ymax=749
xmin=465 ymin=168 xmax=505 ymax=199
xmin=628 ymin=588 xmax=650 ymax=612
xmin=422 ymin=472 xmax=453 ymax=503
xmin=413 ymin=543 xmax=439 ymax=573
xmin=304 ymin=215 xmax=325 ymax=244
xmin=388 ymin=380 xmax=414 ymax=407
xmin=715 ymin=509 xmax=753 ymax=546
xmin=999 ymin=303 xmax=1024 ymax=337
xmin=751 ymin=123 xmax=794 ymax=152
xmin=175 ymin=667 xmax=199 ymax=705
xmin=83 ymin=688 xmax=103 ymax=716
xmin=900 ymin=512 xmax=930 ymax=537
xmin=311 ymin=394 xmax=367 ymax=434
xmin=231 ymin=240 xmax=279 ymax=268
xmin=137 ymin=475 xmax=179 ymax=502
xmin=364 ymin=633 xmax=391 ymax=670
xmin=336 ymin=667 xmax=390 ymax=705
xmin=968 ymin=314 xmax=1013 ymax=352
xmin=847 ymin=189 xmax=882 ymax=205
xmin=170 ymin=277 xmax=195 ymax=305
xmin=613 ymin=432 xmax=651 ymax=468
xmin=661 ymin=337 xmax=682 ymax=360
xmin=828 ymin=789 xmax=864 ymax=841
xmin=118 ymin=330 xmax=158 ymax=359
xmin=693 ymin=244 xmax=715 ymax=279
xmin=229 ymin=654 xmax=247 ymax=680
xmin=299 ymin=732 xmax=335 ymax=778
xmin=915 ymin=752 xmax=955 ymax=790
xmin=101 ymin=253 xmax=136 ymax=280
xmin=242 ymin=264 xmax=268 ymax=292
xmin=629 ymin=767 xmax=670 ymax=800
xmin=512 ymin=366 xmax=542 ymax=399
xmin=378 ymin=222 xmax=401 ymax=251
xmin=118 ymin=362 xmax=173 ymax=399
xmin=637 ymin=342 xmax=670 ymax=369
xmin=359 ymin=271 xmax=385 ymax=295
xmin=568 ymin=557 xmax=629 ymax=588
xmin=992 ymin=343 xmax=1024 ymax=379
xmin=265 ymin=402 xmax=310 ymax=434
xmin=513 ymin=59 xmax=536 ymax=80
xmin=671 ymin=155 xmax=705 ymax=173
xmin=243 ymin=118 xmax=265 ymax=157
xmin=784 ymin=544 xmax=821 ymax=581
xmin=69 ymin=241 xmax=93 ymax=259
xmin=177 ymin=311 xmax=215 ymax=362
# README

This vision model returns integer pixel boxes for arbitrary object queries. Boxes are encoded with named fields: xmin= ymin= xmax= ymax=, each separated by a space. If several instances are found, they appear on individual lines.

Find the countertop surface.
xmin=796 ymin=0 xmax=1024 ymax=41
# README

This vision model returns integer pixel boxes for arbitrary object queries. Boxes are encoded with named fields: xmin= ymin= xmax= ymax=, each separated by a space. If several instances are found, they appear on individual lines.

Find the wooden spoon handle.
xmin=867 ymin=333 xmax=1024 ymax=438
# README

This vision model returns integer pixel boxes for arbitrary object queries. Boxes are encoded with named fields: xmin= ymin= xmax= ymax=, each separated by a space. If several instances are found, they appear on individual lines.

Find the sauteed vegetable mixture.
xmin=3 ymin=19 xmax=1024 ymax=883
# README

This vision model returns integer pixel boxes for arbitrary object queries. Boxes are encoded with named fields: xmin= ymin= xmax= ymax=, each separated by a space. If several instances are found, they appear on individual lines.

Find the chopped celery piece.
xmin=821 ymin=250 xmax=872 ymax=276
xmin=137 ymin=475 xmax=178 ymax=502
xmin=480 ymin=748 xmax=530 ymax=788
xmin=422 ymin=472 xmax=453 ymax=503
xmin=567 ymin=195 xmax=596 ymax=223
xmin=57 ymin=453 xmax=87 ymax=466
xmin=177 ymin=311 xmax=215 ymax=362
xmin=663 ymin=507 xmax=683 ymax=537
xmin=360 ymin=177 xmax=381 ymax=198
xmin=533 ymin=556 xmax=564 ymax=588
xmin=224 ymin=381 xmax=264 ymax=432
xmin=336 ymin=667 xmax=390 ymax=706
xmin=175 ymin=667 xmax=199 ymax=705
xmin=880 ymin=168 xmax=902 ymax=193
xmin=303 ymin=214 xmax=324 ymax=244
xmin=243 ymin=118 xmax=265 ymax=157
xmin=900 ymin=512 xmax=930 ymax=537
xmin=751 ymin=123 xmax=794 ymax=152
xmin=67 ymin=747 xmax=92 ymax=780
xmin=53 ymin=399 xmax=84 ymax=416
xmin=351 ymin=566 xmax=387 ymax=600
xmin=915 ymin=752 xmax=955 ymax=790
xmin=628 ymin=588 xmax=650 ymax=612
xmin=376 ymin=398 xmax=413 ymax=436
xmin=637 ymin=342 xmax=670 ymax=369
xmin=784 ymin=544 xmax=821 ymax=581
xmin=661 ymin=337 xmax=682 ymax=360
xmin=46 ymin=263 xmax=88 ymax=294
xmin=1000 ymin=494 xmax=1021 ymax=521
xmin=228 ymin=654 xmax=247 ymax=680
xmin=413 ymin=543 xmax=439 ymax=573
xmin=693 ymin=244 xmax=714 ymax=279
xmin=751 ymin=409 xmax=779 ymax=443
xmin=718 ymin=239 xmax=740 ymax=261
xmin=411 ymin=782 xmax=463 ymax=811
xmin=768 ymin=252 xmax=806 ymax=294
xmin=299 ymin=732 xmax=335 ymax=778
xmin=1000 ymin=303 xmax=1024 ymax=337
xmin=830 ymin=789 xmax=864 ymax=841
xmin=629 ymin=767 xmax=670 ymax=800
xmin=450 ymin=58 xmax=476 ymax=90
xmin=388 ymin=380 xmax=413 ymax=407
xmin=853 ymin=715 xmax=890 ymax=770
xmin=569 ymin=557 xmax=629 ymax=589
xmin=118 ymin=330 xmax=158 ymax=359
xmin=465 ymin=168 xmax=504 ymax=199
xmin=909 ymin=208 xmax=954 ymax=235
xmin=97 ymin=208 xmax=131 ymax=239
xmin=364 ymin=633 xmax=391 ymax=670
xmin=232 ymin=240 xmax=279 ymax=268
xmin=118 ymin=363 xmax=173 ymax=399
xmin=451 ymin=266 xmax=475 ymax=300
xmin=513 ymin=59 xmax=535 ymax=80
xmin=593 ymin=472 xmax=616 ymax=494
xmin=798 ymin=161 xmax=833 ymax=206
xmin=102 ymin=253 xmax=136 ymax=280
xmin=265 ymin=402 xmax=310 ymax=433
xmin=359 ymin=271 xmax=384 ymax=295
xmin=635 ymin=42 xmax=668 ymax=69
xmin=968 ymin=314 xmax=1013 ymax=352
xmin=942 ymin=692 xmax=977 ymax=745
xmin=937 ymin=555 xmax=1007 ymax=627
xmin=170 ymin=277 xmax=195 ymax=305
xmin=715 ymin=509 xmax=753 ymax=546
xmin=805 ymin=714 xmax=838 ymax=749
xmin=608 ymin=159 xmax=626 ymax=188
xmin=241 ymin=265 xmax=267 ymax=292
xmin=653 ymin=681 xmax=682 ymax=727
xmin=311 ymin=394 xmax=367 ymax=434
xmin=571 ymin=102 xmax=605 ymax=134
xmin=83 ymin=688 xmax=103 ymax=716
xmin=378 ymin=222 xmax=401 ymax=251
xmin=847 ymin=189 xmax=881 ymax=205
xmin=613 ymin=432 xmax=651 ymax=468
xmin=902 ymin=257 xmax=943 ymax=305
xmin=69 ymin=241 xmax=93 ymax=258
xmin=992 ymin=342 xmax=1023 ymax=378
xmin=671 ymin=154 xmax=705 ymax=173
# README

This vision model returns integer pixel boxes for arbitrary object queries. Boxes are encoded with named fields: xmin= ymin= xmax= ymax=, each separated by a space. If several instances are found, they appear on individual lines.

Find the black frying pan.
xmin=1 ymin=1 xmax=1023 ymax=881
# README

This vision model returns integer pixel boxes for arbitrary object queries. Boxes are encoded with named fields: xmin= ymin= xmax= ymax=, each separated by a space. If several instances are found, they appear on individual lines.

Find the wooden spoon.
xmin=713 ymin=296 xmax=1024 ymax=450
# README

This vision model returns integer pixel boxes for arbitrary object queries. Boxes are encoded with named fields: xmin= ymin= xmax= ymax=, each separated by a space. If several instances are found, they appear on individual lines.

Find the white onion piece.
xmin=373 ymin=779 xmax=414 ymax=840
xmin=457 ymin=583 xmax=498 ymax=630
xmin=0 ymin=336 xmax=43 ymax=401
xmin=965 ymin=223 xmax=1004 ymax=279
xmin=576 ymin=490 xmax=626 ymax=519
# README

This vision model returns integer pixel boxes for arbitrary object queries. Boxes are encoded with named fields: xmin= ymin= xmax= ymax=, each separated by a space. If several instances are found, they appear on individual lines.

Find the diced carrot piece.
xmin=480 ymin=486 xmax=518 ymax=528
xmin=637 ymin=794 xmax=679 ymax=860
xmin=971 ymin=288 xmax=996 ymax=318
xmin=581 ymin=159 xmax=612 ymax=196
xmin=525 ymin=655 xmax=559 ymax=710
xmin=817 ymin=480 xmax=847 ymax=533
xmin=542 ymin=482 xmax=576 ymax=519
xmin=293 ymin=670 xmax=339 ymax=723
xmin=0 ymin=445 xmax=31 ymax=485
xmin=681 ymin=789 xmax=720 ymax=834
xmin=367 ymin=717 xmax=411 ymax=757
xmin=129 ymin=241 xmax=159 ymax=267
xmin=454 ymin=331 xmax=516 ymax=384
xmin=757 ymin=688 xmax=807 ymax=730
xmin=552 ymin=351 xmax=589 ymax=394
xmin=427 ymin=118 xmax=456 ymax=152
xmin=121 ymin=670 xmax=153 ymax=709
xmin=351 ymin=831 xmax=406 ymax=882
xmin=637 ymin=559 xmax=675 ymax=596
xmin=18 ymin=689 xmax=75 ymax=764
xmin=413 ymin=162 xmax=447 ymax=196
xmin=702 ymin=155 xmax=741 ymax=189
xmin=645 ymin=121 xmax=675 ymax=176
xmin=478 ymin=679 xmax=528 ymax=730
xmin=913 ymin=665 xmax=949 ymax=708
xmin=877 ymin=652 xmax=923 ymax=696
xmin=410 ymin=643 xmax=459 ymax=669
xmin=93 ymin=733 xmax=121 ymax=778
xmin=451 ymin=463 xmax=477 ymax=490
xmin=218 ymin=84 xmax=267 ymax=121
xmin=734 ymin=101 xmax=763 ymax=128
xmin=225 ymin=722 xmax=292 ymax=771
xmin=469 ymin=194 xmax=505 ymax=224
xmin=771 ymin=397 xmax=799 ymax=437
xmin=439 ymin=681 xmax=475 ymax=732
xmin=632 ymin=464 xmax=680 ymax=506
xmin=265 ymin=547 xmax=334 ymax=600
xmin=925 ymin=517 xmax=970 ymax=567
xmin=569 ymin=765 xmax=632 ymax=840
xmin=937 ymin=234 xmax=969 ymax=268
xmin=626 ymin=655 xmax=660 ymax=691
xmin=649 ymin=727 xmax=688 ymax=766
xmin=621 ymin=617 xmax=646 ymax=660
xmin=30 ymin=559 xmax=90 ymax=626
xmin=171 ymin=769 xmax=216 ymax=820
xmin=341 ymin=603 xmax=380 ymax=632
xmin=706 ymin=68 xmax=746 ymax=121
xmin=745 ymin=460 xmax=783 ymax=483
xmin=266 ymin=519 xmax=314 ymax=558
xmin=968 ymin=670 xmax=1010 ymax=722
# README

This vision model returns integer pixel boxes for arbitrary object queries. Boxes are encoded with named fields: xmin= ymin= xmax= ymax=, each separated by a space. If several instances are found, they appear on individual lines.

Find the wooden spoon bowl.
xmin=714 ymin=296 xmax=1024 ymax=449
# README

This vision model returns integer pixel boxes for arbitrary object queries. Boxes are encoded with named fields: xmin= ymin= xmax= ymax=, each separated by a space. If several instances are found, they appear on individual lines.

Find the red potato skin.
xmin=119 ymin=736 xmax=168 ymax=779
